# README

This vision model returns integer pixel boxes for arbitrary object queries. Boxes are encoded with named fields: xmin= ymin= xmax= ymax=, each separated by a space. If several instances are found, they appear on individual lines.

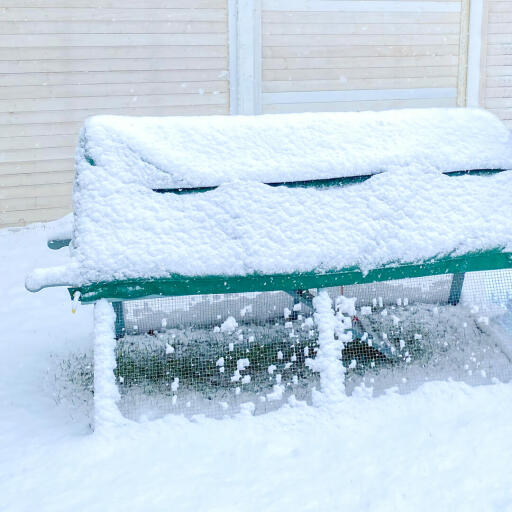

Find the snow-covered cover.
xmin=26 ymin=108 xmax=512 ymax=291
xmin=80 ymin=108 xmax=512 ymax=188
xmin=27 ymin=168 xmax=512 ymax=290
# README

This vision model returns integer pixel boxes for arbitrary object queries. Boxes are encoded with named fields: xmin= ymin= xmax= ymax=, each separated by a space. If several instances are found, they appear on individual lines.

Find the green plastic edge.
xmin=69 ymin=249 xmax=512 ymax=304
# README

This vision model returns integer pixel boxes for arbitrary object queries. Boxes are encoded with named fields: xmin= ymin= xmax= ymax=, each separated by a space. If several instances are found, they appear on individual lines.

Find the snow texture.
xmin=79 ymin=108 xmax=512 ymax=188
xmin=308 ymin=290 xmax=347 ymax=404
xmin=220 ymin=316 xmax=238 ymax=333
xmin=43 ymin=213 xmax=73 ymax=242
xmin=25 ymin=108 xmax=512 ymax=291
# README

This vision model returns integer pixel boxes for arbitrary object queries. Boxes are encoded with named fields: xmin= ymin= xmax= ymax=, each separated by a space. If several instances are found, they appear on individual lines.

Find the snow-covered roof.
xmin=79 ymin=108 xmax=512 ymax=188
xmin=26 ymin=108 xmax=512 ymax=291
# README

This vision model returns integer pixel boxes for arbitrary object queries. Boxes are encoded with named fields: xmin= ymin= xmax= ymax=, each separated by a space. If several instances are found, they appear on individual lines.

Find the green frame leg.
xmin=112 ymin=301 xmax=125 ymax=339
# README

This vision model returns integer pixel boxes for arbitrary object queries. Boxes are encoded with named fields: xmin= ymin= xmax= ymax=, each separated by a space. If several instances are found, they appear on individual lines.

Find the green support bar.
xmin=448 ymin=273 xmax=466 ymax=305
xmin=69 ymin=249 xmax=512 ymax=304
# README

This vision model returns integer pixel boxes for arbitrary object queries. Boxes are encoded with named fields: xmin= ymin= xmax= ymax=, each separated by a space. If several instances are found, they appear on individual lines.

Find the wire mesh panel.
xmin=116 ymin=291 xmax=320 ymax=420
xmin=112 ymin=270 xmax=512 ymax=421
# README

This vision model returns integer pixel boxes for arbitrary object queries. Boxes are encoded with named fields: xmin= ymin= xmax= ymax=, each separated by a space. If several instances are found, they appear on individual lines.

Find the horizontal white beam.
xmin=262 ymin=87 xmax=457 ymax=104
xmin=263 ymin=0 xmax=461 ymax=13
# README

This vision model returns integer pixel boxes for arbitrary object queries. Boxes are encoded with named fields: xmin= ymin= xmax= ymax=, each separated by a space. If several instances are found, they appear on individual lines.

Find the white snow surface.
xmin=27 ymin=167 xmax=512 ymax=290
xmin=308 ymin=290 xmax=347 ymax=404
xmin=25 ymin=108 xmax=512 ymax=289
xmin=80 ymin=108 xmax=512 ymax=188
xmin=44 ymin=212 xmax=73 ymax=242
xmin=3 ymin=223 xmax=512 ymax=511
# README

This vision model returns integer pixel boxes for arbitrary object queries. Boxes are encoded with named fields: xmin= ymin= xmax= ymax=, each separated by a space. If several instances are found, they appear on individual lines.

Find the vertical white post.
xmin=228 ymin=0 xmax=239 ymax=114
xmin=228 ymin=0 xmax=262 ymax=114
xmin=93 ymin=299 xmax=125 ymax=430
xmin=309 ymin=290 xmax=347 ymax=405
xmin=467 ymin=0 xmax=484 ymax=107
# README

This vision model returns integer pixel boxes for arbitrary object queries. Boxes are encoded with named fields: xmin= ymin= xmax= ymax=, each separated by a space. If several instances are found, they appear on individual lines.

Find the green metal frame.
xmin=69 ymin=249 xmax=512 ymax=304
xmin=112 ymin=301 xmax=125 ymax=339
xmin=47 ymin=238 xmax=71 ymax=250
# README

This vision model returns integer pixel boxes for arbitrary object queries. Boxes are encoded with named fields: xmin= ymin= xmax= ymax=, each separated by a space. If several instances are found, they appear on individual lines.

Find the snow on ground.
xmin=2 ymin=223 xmax=512 ymax=511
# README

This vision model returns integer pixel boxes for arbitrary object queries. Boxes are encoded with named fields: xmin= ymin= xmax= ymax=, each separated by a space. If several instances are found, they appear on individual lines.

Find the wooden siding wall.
xmin=482 ymin=0 xmax=512 ymax=128
xmin=0 ymin=0 xmax=229 ymax=228
xmin=1 ymin=0 xmax=511 ymax=229
xmin=261 ymin=0 xmax=467 ymax=114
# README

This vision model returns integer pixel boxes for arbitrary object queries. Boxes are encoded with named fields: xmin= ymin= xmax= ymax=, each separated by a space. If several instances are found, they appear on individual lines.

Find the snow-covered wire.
xmin=309 ymin=289 xmax=347 ymax=405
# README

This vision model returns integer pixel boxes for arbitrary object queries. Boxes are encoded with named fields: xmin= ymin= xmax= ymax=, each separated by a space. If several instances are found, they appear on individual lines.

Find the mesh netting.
xmin=111 ymin=269 xmax=512 ymax=421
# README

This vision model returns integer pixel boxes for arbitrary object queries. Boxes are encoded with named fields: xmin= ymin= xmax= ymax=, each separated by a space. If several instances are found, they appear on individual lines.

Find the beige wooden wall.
xmin=1 ymin=0 xmax=511 ymax=229
xmin=261 ymin=0 xmax=468 ymax=114
xmin=0 ymin=0 xmax=229 ymax=228
xmin=481 ymin=0 xmax=512 ymax=128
